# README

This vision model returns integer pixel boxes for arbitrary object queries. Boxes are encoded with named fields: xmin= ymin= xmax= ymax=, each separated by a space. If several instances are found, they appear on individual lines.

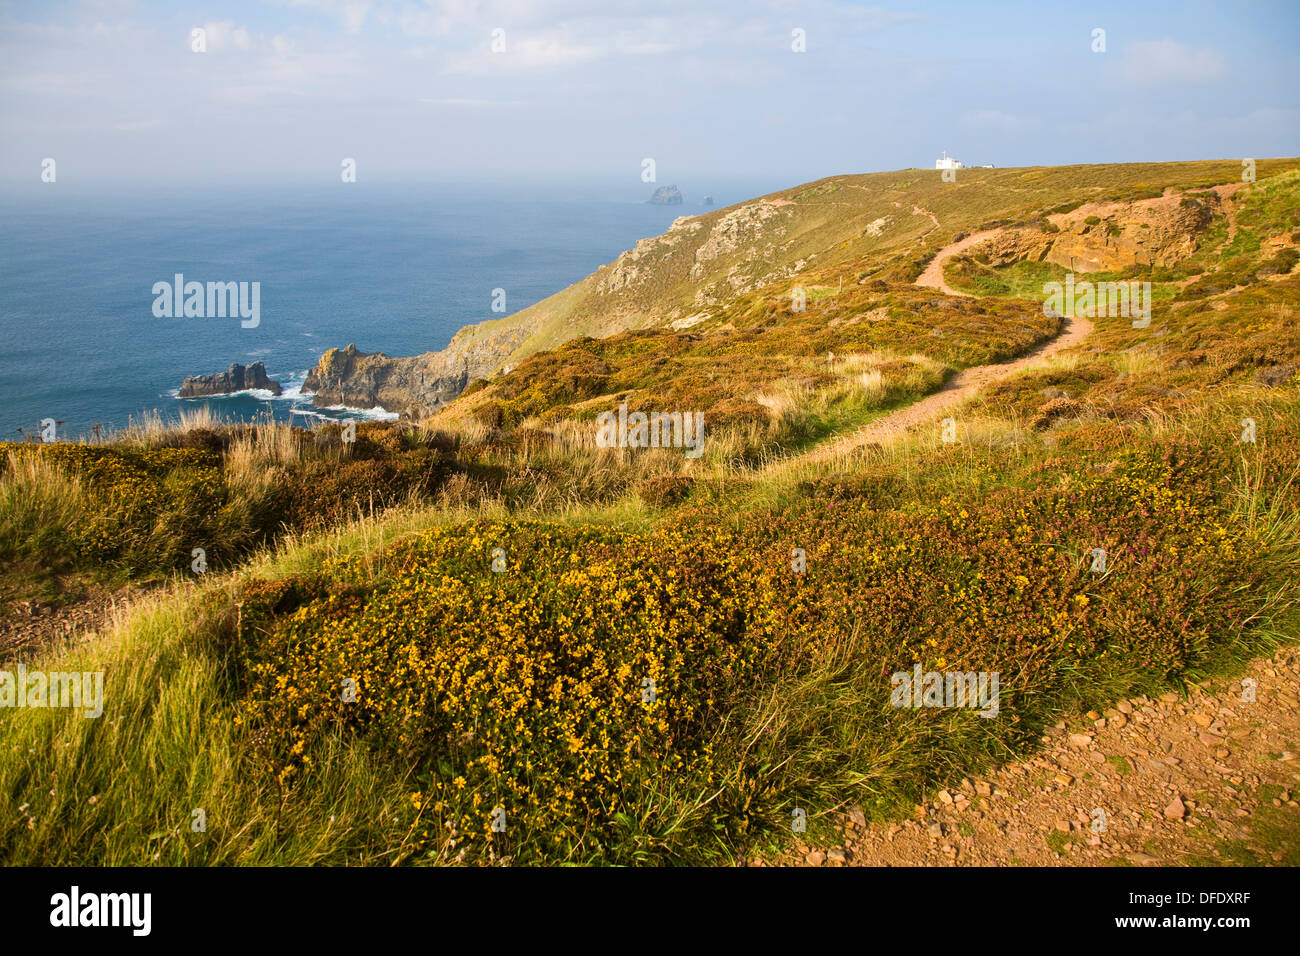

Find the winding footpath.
xmin=766 ymin=218 xmax=1300 ymax=868
xmin=799 ymin=227 xmax=1092 ymax=467
xmin=915 ymin=228 xmax=1001 ymax=297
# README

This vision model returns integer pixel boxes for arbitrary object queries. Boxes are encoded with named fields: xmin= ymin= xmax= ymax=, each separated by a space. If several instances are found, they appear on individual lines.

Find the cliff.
xmin=304 ymin=320 xmax=530 ymax=418
xmin=301 ymin=160 xmax=1287 ymax=420
xmin=179 ymin=362 xmax=281 ymax=398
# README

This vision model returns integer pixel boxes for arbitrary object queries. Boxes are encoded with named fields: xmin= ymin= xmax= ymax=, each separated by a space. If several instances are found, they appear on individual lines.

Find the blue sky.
xmin=1 ymin=0 xmax=1297 ymax=191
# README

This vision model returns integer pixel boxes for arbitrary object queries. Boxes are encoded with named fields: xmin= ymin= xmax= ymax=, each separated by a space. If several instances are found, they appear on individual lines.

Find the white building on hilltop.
xmin=935 ymin=151 xmax=964 ymax=170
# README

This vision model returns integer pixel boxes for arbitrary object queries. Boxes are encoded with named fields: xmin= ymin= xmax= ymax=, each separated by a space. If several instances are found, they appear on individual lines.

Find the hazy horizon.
xmin=3 ymin=0 xmax=1297 ymax=191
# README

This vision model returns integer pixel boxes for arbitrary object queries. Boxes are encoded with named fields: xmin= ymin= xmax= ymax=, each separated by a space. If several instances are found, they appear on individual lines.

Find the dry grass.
xmin=0 ymin=450 xmax=87 ymax=568
xmin=223 ymin=417 xmax=302 ymax=495
xmin=1112 ymin=347 xmax=1161 ymax=379
xmin=114 ymin=405 xmax=226 ymax=447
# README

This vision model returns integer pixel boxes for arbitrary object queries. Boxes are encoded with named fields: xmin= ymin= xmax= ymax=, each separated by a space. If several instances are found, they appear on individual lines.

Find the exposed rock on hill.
xmin=179 ymin=362 xmax=281 ymax=398
xmin=956 ymin=190 xmax=1224 ymax=276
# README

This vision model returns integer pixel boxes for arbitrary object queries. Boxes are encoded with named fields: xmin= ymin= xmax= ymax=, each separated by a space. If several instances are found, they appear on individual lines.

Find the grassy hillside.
xmin=2 ymin=159 xmax=1299 ymax=866
xmin=445 ymin=159 xmax=1297 ymax=370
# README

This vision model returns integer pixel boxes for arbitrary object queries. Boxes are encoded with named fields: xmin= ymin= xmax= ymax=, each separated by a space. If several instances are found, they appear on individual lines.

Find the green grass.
xmin=1183 ymin=785 xmax=1300 ymax=866
xmin=1107 ymin=755 xmax=1134 ymax=776
xmin=1046 ymin=829 xmax=1075 ymax=855
xmin=6 ymin=387 xmax=1298 ymax=865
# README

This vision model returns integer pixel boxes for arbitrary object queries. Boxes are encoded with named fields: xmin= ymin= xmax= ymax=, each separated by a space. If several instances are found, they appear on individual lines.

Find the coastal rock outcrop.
xmin=178 ymin=362 xmax=281 ymax=398
xmin=964 ymin=190 xmax=1224 ymax=275
xmin=304 ymin=321 xmax=530 ymax=419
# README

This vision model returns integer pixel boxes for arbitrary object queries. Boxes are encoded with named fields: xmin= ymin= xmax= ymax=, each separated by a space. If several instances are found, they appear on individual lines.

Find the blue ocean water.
xmin=0 ymin=184 xmax=736 ymax=440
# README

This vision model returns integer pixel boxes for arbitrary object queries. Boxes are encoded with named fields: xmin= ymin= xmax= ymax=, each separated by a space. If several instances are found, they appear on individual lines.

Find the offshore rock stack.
xmin=178 ymin=361 xmax=281 ymax=397
xmin=647 ymin=184 xmax=683 ymax=205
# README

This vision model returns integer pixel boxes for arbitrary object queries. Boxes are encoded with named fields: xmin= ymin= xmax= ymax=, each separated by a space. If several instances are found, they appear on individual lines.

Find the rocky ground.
xmin=0 ymin=582 xmax=160 ymax=664
xmin=765 ymin=648 xmax=1300 ymax=867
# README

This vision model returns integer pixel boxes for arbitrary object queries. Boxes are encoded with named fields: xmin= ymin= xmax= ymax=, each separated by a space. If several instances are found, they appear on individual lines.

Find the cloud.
xmin=270 ymin=0 xmax=374 ymax=35
xmin=0 ymin=71 xmax=111 ymax=95
xmin=418 ymin=97 xmax=528 ymax=108
xmin=1119 ymin=39 xmax=1227 ymax=84
xmin=393 ymin=0 xmax=916 ymax=74
xmin=436 ymin=21 xmax=692 ymax=75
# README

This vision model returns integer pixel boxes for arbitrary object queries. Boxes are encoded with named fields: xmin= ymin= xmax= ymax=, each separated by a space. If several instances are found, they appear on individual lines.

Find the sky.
xmin=1 ymin=0 xmax=1298 ymax=193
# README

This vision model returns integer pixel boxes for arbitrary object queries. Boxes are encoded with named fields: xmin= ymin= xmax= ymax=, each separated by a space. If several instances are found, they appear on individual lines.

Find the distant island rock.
xmin=702 ymin=195 xmax=714 ymax=207
xmin=179 ymin=361 xmax=281 ymax=398
xmin=648 ymin=185 xmax=683 ymax=205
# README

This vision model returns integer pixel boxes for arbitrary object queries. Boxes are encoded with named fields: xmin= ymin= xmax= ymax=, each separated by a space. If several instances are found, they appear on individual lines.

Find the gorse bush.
xmin=0 ymin=443 xmax=226 ymax=571
xmin=469 ymin=288 xmax=1056 ymax=433
xmin=0 ymin=423 xmax=456 ymax=584
xmin=235 ymin=522 xmax=790 ymax=862
xmin=226 ymin=436 xmax=1263 ymax=863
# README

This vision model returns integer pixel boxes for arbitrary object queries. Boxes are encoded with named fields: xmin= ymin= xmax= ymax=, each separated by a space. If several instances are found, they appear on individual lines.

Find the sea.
xmin=0 ymin=182 xmax=765 ymax=441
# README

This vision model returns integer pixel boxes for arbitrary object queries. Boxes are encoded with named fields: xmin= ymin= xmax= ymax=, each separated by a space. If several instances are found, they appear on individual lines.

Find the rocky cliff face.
xmin=299 ymin=196 xmax=800 ymax=418
xmin=179 ymin=362 xmax=281 ymax=398
xmin=304 ymin=321 xmax=530 ymax=418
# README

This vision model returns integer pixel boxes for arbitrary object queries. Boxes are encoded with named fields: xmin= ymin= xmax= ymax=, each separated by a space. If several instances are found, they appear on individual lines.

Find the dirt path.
xmin=769 ymin=648 xmax=1300 ymax=867
xmin=911 ymin=203 xmax=941 ymax=233
xmin=757 ymin=203 xmax=1300 ymax=869
xmin=801 ymin=310 xmax=1092 ymax=466
xmin=915 ymin=228 xmax=1000 ymax=296
xmin=760 ymin=224 xmax=1090 ymax=470
xmin=0 ymin=583 xmax=161 ymax=665
xmin=1209 ymin=181 xmax=1246 ymax=246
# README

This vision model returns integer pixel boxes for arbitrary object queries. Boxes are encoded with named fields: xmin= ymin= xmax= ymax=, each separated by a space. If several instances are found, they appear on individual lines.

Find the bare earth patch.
xmin=0 ymin=583 xmax=161 ymax=664
xmin=764 ymin=649 xmax=1300 ymax=867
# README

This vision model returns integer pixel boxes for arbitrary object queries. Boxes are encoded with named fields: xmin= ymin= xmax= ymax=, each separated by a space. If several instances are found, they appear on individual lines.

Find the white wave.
xmin=173 ymin=369 xmax=397 ymax=422
xmin=317 ymin=403 xmax=401 ymax=421
xmin=288 ymin=407 xmax=334 ymax=422
xmin=289 ymin=404 xmax=398 ymax=423
xmin=278 ymin=377 xmax=312 ymax=401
